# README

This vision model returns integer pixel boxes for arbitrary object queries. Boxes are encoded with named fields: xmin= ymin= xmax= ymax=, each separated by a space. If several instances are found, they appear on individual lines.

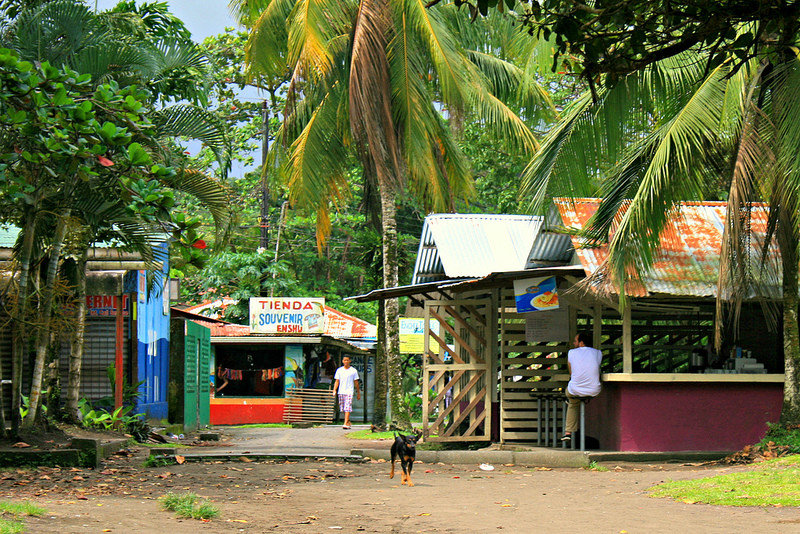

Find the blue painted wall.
xmin=127 ymin=243 xmax=170 ymax=419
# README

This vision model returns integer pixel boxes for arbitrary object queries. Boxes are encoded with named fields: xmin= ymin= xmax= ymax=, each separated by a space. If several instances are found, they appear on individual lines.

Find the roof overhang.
xmin=210 ymin=334 xmax=371 ymax=354
xmin=348 ymin=266 xmax=587 ymax=303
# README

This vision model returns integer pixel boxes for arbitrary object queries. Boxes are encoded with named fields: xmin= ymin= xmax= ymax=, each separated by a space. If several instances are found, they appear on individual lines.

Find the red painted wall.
xmin=210 ymin=398 xmax=286 ymax=425
xmin=585 ymin=382 xmax=782 ymax=452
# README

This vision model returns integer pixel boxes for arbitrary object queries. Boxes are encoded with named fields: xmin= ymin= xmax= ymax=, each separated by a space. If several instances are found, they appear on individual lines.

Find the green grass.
xmin=649 ymin=455 xmax=800 ymax=506
xmin=345 ymin=429 xmax=395 ymax=440
xmin=0 ymin=500 xmax=45 ymax=534
xmin=228 ymin=423 xmax=292 ymax=429
xmin=158 ymin=492 xmax=219 ymax=520
xmin=585 ymin=461 xmax=609 ymax=472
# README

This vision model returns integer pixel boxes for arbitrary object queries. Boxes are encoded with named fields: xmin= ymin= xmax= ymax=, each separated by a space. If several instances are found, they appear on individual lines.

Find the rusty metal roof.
xmin=553 ymin=198 xmax=780 ymax=298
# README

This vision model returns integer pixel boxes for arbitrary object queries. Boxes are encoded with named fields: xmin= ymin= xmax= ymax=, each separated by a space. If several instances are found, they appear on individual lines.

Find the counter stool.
xmin=565 ymin=396 xmax=592 ymax=452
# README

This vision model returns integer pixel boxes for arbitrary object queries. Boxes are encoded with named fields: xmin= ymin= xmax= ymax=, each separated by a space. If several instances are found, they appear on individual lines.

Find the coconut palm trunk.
xmin=378 ymin=183 xmax=410 ymax=429
xmin=779 ymin=213 xmax=800 ymax=424
xmin=24 ymin=211 xmax=70 ymax=427
xmin=372 ymin=298 xmax=387 ymax=428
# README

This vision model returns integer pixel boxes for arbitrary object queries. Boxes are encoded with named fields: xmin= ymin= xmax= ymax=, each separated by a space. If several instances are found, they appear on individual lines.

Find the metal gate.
xmin=422 ymin=298 xmax=492 ymax=442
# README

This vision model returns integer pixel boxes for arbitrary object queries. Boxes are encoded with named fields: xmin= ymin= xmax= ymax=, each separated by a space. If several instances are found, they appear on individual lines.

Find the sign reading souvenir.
xmin=525 ymin=306 xmax=570 ymax=342
xmin=513 ymin=276 xmax=559 ymax=313
xmin=249 ymin=297 xmax=325 ymax=334
xmin=86 ymin=295 xmax=130 ymax=317
xmin=399 ymin=318 xmax=441 ymax=354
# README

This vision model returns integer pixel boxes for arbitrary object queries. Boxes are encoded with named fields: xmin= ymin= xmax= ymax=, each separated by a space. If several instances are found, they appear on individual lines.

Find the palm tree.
xmin=521 ymin=37 xmax=800 ymax=423
xmin=230 ymin=0 xmax=545 ymax=428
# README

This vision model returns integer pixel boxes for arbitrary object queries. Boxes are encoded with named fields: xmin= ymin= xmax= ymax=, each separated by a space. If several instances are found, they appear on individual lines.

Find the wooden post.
xmin=114 ymin=293 xmax=124 ymax=410
xmin=623 ymin=305 xmax=633 ymax=373
xmin=593 ymin=305 xmax=602 ymax=350
xmin=422 ymin=304 xmax=430 ymax=440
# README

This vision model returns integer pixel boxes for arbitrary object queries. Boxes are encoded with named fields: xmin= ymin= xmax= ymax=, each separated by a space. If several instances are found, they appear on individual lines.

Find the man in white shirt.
xmin=562 ymin=332 xmax=602 ymax=442
xmin=333 ymin=356 xmax=360 ymax=429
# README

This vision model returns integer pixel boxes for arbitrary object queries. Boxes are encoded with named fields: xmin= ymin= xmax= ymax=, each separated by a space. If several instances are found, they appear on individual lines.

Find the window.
xmin=214 ymin=345 xmax=284 ymax=397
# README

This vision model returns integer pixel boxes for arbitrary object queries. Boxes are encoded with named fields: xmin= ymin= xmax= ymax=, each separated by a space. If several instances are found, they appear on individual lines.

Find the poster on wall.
xmin=525 ymin=306 xmax=570 ymax=342
xmin=249 ymin=297 xmax=325 ymax=334
xmin=399 ymin=318 xmax=441 ymax=354
xmin=284 ymin=345 xmax=305 ymax=391
xmin=513 ymin=276 xmax=559 ymax=313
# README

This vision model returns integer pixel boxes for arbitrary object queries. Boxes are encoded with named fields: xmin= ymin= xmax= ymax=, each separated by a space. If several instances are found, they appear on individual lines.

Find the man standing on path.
xmin=333 ymin=356 xmax=360 ymax=429
xmin=562 ymin=332 xmax=602 ymax=442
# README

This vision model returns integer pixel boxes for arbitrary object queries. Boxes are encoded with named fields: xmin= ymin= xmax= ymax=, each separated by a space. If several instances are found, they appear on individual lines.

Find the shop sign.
xmin=86 ymin=295 xmax=130 ymax=317
xmin=250 ymin=297 xmax=325 ymax=334
xmin=399 ymin=317 xmax=440 ymax=354
xmin=513 ymin=276 xmax=559 ymax=313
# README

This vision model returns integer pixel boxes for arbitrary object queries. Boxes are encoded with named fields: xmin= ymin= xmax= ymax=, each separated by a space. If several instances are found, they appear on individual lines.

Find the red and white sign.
xmin=249 ymin=297 xmax=325 ymax=334
xmin=86 ymin=295 xmax=130 ymax=317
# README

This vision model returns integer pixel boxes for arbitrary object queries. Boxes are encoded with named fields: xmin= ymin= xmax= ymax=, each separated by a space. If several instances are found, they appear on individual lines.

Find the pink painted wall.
xmin=585 ymin=382 xmax=783 ymax=451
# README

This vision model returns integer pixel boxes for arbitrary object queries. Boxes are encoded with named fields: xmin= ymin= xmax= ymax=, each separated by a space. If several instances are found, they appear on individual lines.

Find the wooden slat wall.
xmin=283 ymin=388 xmax=335 ymax=424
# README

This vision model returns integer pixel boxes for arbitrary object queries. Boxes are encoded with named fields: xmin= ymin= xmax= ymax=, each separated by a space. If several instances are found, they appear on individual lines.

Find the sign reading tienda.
xmin=249 ymin=297 xmax=325 ymax=334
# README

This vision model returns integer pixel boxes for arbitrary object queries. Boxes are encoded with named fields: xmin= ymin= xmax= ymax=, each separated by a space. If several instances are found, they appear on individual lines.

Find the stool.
xmin=565 ymin=396 xmax=592 ymax=452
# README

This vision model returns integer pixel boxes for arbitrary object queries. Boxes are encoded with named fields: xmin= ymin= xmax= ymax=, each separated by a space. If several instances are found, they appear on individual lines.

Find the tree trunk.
xmin=779 ymin=217 xmax=800 ymax=425
xmin=66 ymin=246 xmax=89 ymax=422
xmin=11 ymin=211 xmax=37 ymax=437
xmin=24 ymin=212 xmax=69 ymax=428
xmin=372 ymin=298 xmax=387 ymax=428
xmin=378 ymin=184 xmax=411 ymax=430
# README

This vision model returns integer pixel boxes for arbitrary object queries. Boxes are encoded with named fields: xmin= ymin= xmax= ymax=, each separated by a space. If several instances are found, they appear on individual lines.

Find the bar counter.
xmin=583 ymin=373 xmax=784 ymax=452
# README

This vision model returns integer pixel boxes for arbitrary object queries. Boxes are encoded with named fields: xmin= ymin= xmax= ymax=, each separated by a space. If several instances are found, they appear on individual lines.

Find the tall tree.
xmin=231 ymin=0 xmax=544 ymax=428
xmin=506 ymin=2 xmax=800 ymax=424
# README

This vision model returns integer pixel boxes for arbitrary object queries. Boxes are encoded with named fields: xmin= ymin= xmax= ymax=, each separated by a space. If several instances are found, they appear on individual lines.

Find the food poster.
xmin=284 ymin=345 xmax=305 ymax=391
xmin=513 ymin=276 xmax=559 ymax=313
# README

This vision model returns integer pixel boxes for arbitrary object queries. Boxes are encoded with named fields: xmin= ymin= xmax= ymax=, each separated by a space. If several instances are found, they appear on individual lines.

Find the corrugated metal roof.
xmin=553 ymin=198 xmax=780 ymax=298
xmin=412 ymin=214 xmax=548 ymax=284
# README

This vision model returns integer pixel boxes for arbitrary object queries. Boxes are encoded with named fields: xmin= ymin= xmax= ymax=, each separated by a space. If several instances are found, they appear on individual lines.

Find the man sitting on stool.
xmin=562 ymin=332 xmax=602 ymax=442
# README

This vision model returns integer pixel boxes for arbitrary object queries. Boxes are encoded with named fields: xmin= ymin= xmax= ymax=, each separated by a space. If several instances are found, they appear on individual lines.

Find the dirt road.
xmin=3 ymin=448 xmax=799 ymax=533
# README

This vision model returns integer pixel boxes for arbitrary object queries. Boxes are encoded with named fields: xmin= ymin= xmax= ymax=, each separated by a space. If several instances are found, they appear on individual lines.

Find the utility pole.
xmin=259 ymin=99 xmax=270 ymax=252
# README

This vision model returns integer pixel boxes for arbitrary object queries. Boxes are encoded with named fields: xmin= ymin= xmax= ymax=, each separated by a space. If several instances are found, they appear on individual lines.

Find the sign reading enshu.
xmin=249 ymin=297 xmax=325 ymax=334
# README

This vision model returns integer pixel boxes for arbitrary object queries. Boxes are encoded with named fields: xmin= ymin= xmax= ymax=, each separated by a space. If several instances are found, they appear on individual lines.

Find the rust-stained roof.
xmin=182 ymin=300 xmax=376 ymax=339
xmin=553 ymin=198 xmax=780 ymax=298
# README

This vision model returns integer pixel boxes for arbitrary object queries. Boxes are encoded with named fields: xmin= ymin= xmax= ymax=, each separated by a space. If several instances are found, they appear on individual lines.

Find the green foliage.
xmin=144 ymin=454 xmax=175 ymax=468
xmin=760 ymin=424 xmax=800 ymax=454
xmin=158 ymin=492 xmax=219 ymax=520
xmin=77 ymin=398 xmax=145 ymax=432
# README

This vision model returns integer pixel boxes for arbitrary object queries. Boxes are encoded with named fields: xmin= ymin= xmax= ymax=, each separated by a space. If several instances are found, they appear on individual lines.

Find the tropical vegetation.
xmin=229 ymin=0 xmax=550 ymax=429
xmin=0 ymin=0 xmax=231 ymax=436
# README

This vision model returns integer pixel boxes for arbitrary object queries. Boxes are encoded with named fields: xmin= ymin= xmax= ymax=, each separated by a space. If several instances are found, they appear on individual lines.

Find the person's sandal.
xmin=560 ymin=433 xmax=571 ymax=442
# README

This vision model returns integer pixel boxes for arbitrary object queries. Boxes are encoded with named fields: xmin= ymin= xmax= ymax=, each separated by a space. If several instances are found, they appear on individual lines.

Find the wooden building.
xmin=352 ymin=201 xmax=785 ymax=452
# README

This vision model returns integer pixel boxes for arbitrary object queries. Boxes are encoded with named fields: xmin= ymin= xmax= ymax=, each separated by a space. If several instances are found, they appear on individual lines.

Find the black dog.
xmin=390 ymin=432 xmax=420 ymax=486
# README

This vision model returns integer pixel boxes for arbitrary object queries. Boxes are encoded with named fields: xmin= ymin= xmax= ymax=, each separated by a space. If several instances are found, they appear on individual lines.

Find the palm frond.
xmin=151 ymin=104 xmax=231 ymax=173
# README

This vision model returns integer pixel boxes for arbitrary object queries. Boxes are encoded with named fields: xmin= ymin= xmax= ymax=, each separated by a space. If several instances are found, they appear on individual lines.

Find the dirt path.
xmin=3 ymin=449 xmax=799 ymax=533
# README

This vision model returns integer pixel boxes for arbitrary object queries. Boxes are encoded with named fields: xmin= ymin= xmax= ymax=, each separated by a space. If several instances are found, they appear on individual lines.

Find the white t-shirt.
xmin=334 ymin=366 xmax=359 ymax=395
xmin=567 ymin=346 xmax=602 ymax=397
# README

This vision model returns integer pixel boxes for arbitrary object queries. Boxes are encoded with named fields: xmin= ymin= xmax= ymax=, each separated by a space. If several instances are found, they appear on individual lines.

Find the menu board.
xmin=525 ymin=306 xmax=570 ymax=342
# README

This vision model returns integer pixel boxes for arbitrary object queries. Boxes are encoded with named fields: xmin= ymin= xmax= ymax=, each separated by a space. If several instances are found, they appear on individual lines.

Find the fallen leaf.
xmin=175 ymin=456 xmax=185 ymax=465
xmin=231 ymin=519 xmax=247 ymax=523
xmin=97 ymin=156 xmax=114 ymax=167
xmin=419 ymin=513 xmax=431 ymax=516
xmin=12 ymin=442 xmax=30 ymax=448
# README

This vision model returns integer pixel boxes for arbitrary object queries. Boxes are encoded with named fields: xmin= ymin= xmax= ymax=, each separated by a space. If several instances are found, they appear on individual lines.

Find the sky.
xmin=93 ymin=0 xmax=238 ymax=40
